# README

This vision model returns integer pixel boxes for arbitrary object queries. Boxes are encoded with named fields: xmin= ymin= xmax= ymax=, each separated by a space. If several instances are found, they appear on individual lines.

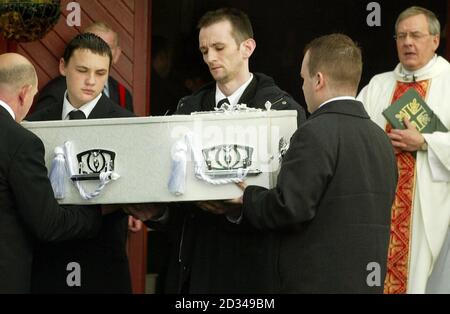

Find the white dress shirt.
xmin=62 ymin=91 xmax=102 ymax=120
xmin=318 ymin=96 xmax=356 ymax=110
xmin=215 ymin=73 xmax=254 ymax=108
xmin=0 ymin=99 xmax=15 ymax=120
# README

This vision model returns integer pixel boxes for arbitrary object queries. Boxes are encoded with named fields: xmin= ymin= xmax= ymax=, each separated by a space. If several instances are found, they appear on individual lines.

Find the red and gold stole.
xmin=383 ymin=80 xmax=430 ymax=294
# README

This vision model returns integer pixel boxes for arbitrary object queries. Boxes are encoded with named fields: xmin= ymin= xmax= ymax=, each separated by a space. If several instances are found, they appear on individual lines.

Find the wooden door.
xmin=0 ymin=0 xmax=151 ymax=293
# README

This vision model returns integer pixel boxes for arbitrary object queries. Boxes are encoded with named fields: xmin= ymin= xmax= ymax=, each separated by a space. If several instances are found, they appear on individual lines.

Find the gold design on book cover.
xmin=394 ymin=98 xmax=430 ymax=131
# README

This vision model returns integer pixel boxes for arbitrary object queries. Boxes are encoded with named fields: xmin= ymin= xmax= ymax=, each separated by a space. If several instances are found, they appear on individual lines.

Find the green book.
xmin=382 ymin=88 xmax=448 ymax=133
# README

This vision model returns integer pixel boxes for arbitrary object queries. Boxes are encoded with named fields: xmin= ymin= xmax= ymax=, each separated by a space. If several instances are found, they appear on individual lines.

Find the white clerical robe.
xmin=357 ymin=56 xmax=450 ymax=293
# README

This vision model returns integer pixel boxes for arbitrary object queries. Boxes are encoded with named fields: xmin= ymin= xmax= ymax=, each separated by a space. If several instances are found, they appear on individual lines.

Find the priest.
xmin=358 ymin=6 xmax=450 ymax=294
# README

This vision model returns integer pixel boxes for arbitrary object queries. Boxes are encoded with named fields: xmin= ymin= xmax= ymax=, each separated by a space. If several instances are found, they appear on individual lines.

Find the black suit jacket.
xmin=0 ymin=106 xmax=101 ymax=293
xmin=27 ymin=95 xmax=135 ymax=293
xmin=29 ymin=93 xmax=135 ymax=121
xmin=177 ymin=72 xmax=306 ymax=126
xmin=149 ymin=73 xmax=307 ymax=293
xmin=243 ymin=100 xmax=398 ymax=293
xmin=32 ymin=75 xmax=134 ymax=114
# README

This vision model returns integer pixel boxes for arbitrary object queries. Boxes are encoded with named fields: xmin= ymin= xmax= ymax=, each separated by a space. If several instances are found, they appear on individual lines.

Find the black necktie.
xmin=217 ymin=98 xmax=230 ymax=109
xmin=69 ymin=110 xmax=86 ymax=120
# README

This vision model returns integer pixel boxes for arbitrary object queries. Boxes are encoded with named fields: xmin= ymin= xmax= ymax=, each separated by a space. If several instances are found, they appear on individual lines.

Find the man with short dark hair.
xmin=28 ymin=33 xmax=135 ymax=293
xmin=0 ymin=53 xmax=101 ymax=293
xmin=33 ymin=21 xmax=133 ymax=113
xmin=358 ymin=6 xmax=450 ymax=294
xmin=234 ymin=33 xmax=397 ymax=293
xmin=129 ymin=8 xmax=306 ymax=293
xmin=177 ymin=8 xmax=304 ymax=119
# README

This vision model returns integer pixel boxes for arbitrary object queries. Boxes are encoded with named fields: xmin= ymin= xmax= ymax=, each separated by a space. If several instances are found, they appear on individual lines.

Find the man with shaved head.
xmin=0 ymin=53 xmax=102 ymax=293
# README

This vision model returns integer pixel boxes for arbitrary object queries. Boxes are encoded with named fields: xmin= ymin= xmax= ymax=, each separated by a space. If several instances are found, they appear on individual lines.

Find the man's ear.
xmin=241 ymin=38 xmax=256 ymax=59
xmin=14 ymin=84 xmax=34 ymax=121
xmin=112 ymin=46 xmax=122 ymax=64
xmin=59 ymin=58 xmax=67 ymax=76
xmin=18 ymin=84 xmax=29 ymax=101
xmin=315 ymin=72 xmax=325 ymax=91
xmin=431 ymin=35 xmax=440 ymax=53
xmin=17 ymin=84 xmax=32 ymax=108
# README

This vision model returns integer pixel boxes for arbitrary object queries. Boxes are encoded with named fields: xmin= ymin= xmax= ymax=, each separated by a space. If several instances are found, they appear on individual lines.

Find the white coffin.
xmin=22 ymin=110 xmax=298 ymax=204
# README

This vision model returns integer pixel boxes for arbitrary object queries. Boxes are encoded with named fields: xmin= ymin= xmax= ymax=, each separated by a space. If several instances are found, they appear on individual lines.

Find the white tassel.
xmin=186 ymin=133 xmax=205 ymax=175
xmin=167 ymin=137 xmax=188 ymax=195
xmin=63 ymin=141 xmax=77 ymax=177
xmin=48 ymin=146 xmax=66 ymax=199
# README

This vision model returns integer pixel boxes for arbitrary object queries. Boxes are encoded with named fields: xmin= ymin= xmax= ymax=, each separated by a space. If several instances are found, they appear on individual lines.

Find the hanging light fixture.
xmin=0 ymin=0 xmax=61 ymax=42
